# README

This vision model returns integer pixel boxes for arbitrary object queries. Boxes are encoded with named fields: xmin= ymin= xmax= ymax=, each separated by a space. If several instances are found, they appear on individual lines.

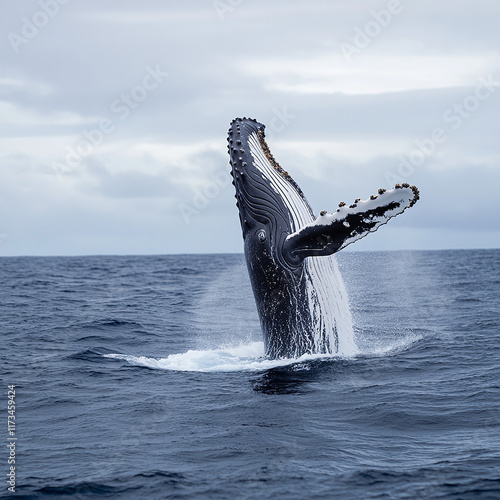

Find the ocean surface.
xmin=1 ymin=249 xmax=499 ymax=499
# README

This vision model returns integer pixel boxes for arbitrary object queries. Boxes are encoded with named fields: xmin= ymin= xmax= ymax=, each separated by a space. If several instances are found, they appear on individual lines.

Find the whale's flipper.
xmin=284 ymin=184 xmax=419 ymax=262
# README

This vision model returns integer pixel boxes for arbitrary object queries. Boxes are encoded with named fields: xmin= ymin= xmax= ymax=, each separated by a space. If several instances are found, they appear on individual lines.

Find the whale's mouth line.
xmin=256 ymin=130 xmax=306 ymax=200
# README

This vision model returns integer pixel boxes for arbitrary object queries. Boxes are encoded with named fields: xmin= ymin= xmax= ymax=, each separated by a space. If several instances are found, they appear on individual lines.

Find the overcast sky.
xmin=1 ymin=0 xmax=499 ymax=256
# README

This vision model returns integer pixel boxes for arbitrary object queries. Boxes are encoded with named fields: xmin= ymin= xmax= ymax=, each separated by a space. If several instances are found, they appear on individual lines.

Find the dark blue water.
xmin=1 ymin=250 xmax=499 ymax=499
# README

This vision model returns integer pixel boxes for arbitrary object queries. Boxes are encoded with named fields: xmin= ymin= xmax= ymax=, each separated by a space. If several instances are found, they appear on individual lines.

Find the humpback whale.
xmin=228 ymin=117 xmax=419 ymax=359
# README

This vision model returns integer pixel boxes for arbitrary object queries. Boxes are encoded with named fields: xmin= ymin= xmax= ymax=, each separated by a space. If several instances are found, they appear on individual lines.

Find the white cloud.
xmin=275 ymin=138 xmax=408 ymax=164
xmin=0 ymin=101 xmax=98 ymax=127
xmin=240 ymin=54 xmax=500 ymax=95
xmin=0 ymin=77 xmax=53 ymax=95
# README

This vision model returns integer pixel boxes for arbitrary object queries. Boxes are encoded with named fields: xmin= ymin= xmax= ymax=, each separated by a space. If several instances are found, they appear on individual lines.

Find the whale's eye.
xmin=257 ymin=229 xmax=266 ymax=243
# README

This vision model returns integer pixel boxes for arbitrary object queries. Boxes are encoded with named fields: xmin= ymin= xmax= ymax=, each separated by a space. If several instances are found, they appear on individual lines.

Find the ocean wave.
xmin=76 ymin=318 xmax=145 ymax=329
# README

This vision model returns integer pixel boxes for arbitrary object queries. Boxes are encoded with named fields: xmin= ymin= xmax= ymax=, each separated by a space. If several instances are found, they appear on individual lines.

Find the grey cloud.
xmin=1 ymin=0 xmax=499 ymax=255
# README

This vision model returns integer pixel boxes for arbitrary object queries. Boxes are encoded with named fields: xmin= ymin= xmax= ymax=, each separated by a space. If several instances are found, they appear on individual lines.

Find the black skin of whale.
xmin=228 ymin=117 xmax=419 ymax=359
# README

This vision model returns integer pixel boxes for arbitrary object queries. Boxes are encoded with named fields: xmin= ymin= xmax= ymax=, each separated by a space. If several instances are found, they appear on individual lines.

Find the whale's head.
xmin=228 ymin=117 xmax=313 ymax=273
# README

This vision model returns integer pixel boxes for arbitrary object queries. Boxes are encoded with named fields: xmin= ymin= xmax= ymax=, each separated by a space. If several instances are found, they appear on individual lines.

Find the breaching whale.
xmin=228 ymin=117 xmax=419 ymax=359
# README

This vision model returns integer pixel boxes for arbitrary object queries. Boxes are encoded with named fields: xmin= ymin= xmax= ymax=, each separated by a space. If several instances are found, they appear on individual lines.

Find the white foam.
xmin=104 ymin=333 xmax=421 ymax=373
xmin=105 ymin=342 xmax=344 ymax=372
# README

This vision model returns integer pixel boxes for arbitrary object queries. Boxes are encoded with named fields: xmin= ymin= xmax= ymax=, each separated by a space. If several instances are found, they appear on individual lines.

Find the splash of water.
xmin=304 ymin=255 xmax=358 ymax=356
xmin=106 ymin=342 xmax=333 ymax=372
xmin=191 ymin=261 xmax=261 ymax=350
xmin=104 ymin=333 xmax=421 ymax=373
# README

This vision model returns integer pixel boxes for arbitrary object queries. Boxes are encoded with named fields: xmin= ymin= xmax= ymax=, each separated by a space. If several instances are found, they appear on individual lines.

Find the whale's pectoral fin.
xmin=284 ymin=184 xmax=419 ymax=262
